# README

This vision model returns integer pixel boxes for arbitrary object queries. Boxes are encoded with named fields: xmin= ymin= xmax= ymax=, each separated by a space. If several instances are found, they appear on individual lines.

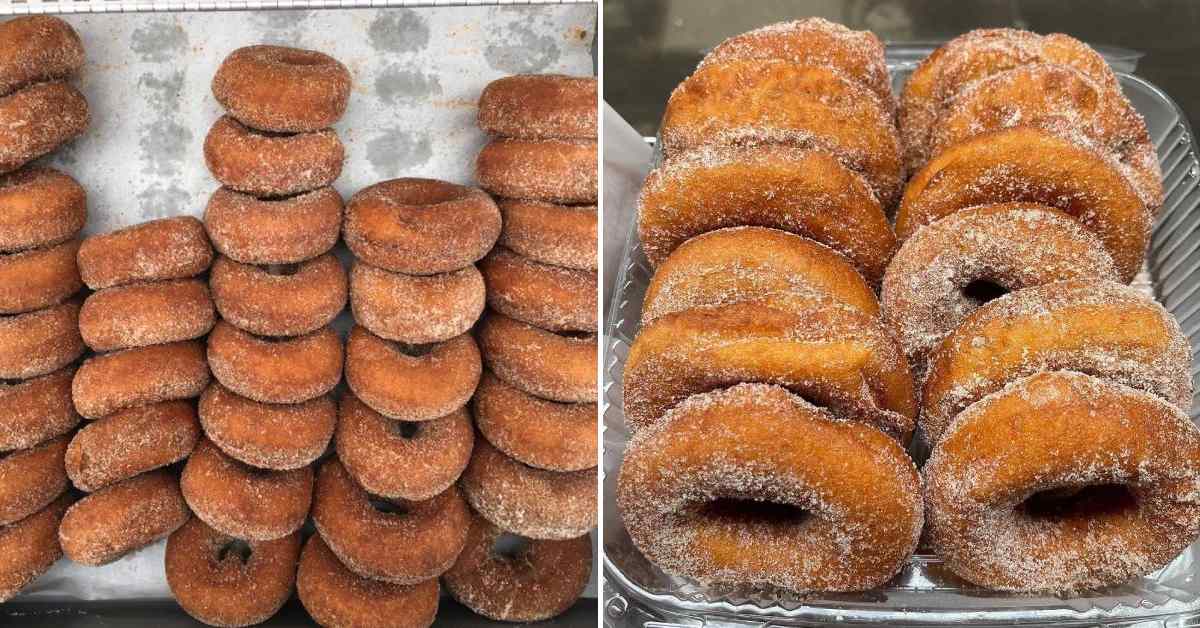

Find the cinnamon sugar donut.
xmin=0 ymin=238 xmax=81 ymax=314
xmin=0 ymin=434 xmax=68 ymax=526
xmin=213 ymin=45 xmax=351 ymax=133
xmin=345 ymin=325 xmax=480 ymax=422
xmin=207 ymin=321 xmax=342 ymax=405
xmin=311 ymin=459 xmax=470 ymax=584
xmin=166 ymin=517 xmax=300 ymax=628
xmin=65 ymin=401 xmax=199 ymax=492
xmin=0 ymin=167 xmax=85 ymax=253
xmin=0 ymin=492 xmax=71 ymax=603
xmin=344 ymin=178 xmax=501 ymax=275
xmin=199 ymin=383 xmax=334 ymax=471
xmin=618 ymin=383 xmax=923 ymax=592
xmin=480 ymin=247 xmax=596 ymax=332
xmin=349 ymin=262 xmax=484 ymax=345
xmin=210 ymin=254 xmax=347 ymax=338
xmin=0 ymin=81 xmax=88 ymax=174
xmin=476 ymin=138 xmax=597 ymax=205
xmin=58 ymin=470 xmax=189 ymax=566
xmin=77 ymin=216 xmax=213 ymax=290
xmin=204 ymin=115 xmax=344 ymax=197
xmin=478 ymin=74 xmax=597 ymax=140
xmin=0 ymin=297 xmax=83 ymax=379
xmin=637 ymin=144 xmax=895 ymax=282
xmin=204 ymin=186 xmax=342 ymax=265
xmin=336 ymin=393 xmax=473 ymax=502
xmin=443 ymin=511 xmax=591 ymax=623
xmin=497 ymin=199 xmax=596 ymax=271
xmin=0 ymin=16 xmax=84 ymax=96
xmin=72 ymin=340 xmax=210 ymax=420
xmin=79 ymin=279 xmax=215 ymax=352
xmin=0 ymin=367 xmax=78 ymax=451
xmin=181 ymin=439 xmax=312 ymax=541
xmin=473 ymin=371 xmax=595 ymax=472
xmin=477 ymin=312 xmax=595 ymax=404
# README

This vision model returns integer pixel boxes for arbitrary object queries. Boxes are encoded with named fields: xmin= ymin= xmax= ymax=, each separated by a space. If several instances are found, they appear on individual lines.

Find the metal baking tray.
xmin=0 ymin=1 xmax=592 ymax=17
xmin=601 ymin=49 xmax=1200 ymax=627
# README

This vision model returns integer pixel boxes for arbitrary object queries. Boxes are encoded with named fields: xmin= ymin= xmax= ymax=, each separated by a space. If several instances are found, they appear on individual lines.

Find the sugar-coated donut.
xmin=210 ymin=254 xmax=347 ymax=338
xmin=207 ymin=321 xmax=343 ymax=405
xmin=204 ymin=115 xmax=344 ymax=197
xmin=65 ymin=401 xmax=199 ymax=492
xmin=78 ymin=216 xmax=213 ymax=290
xmin=0 ymin=81 xmax=88 ymax=174
xmin=166 ymin=517 xmax=300 ymax=628
xmin=925 ymin=371 xmax=1200 ymax=591
xmin=473 ymin=371 xmax=595 ymax=472
xmin=0 ymin=492 xmax=71 ymax=603
xmin=344 ymin=178 xmax=501 ymax=276
xmin=0 ymin=16 xmax=84 ymax=96
xmin=0 ymin=367 xmax=78 ymax=451
xmin=213 ymin=45 xmax=351 ymax=134
xmin=336 ymin=393 xmax=474 ymax=502
xmin=204 ymin=186 xmax=342 ymax=265
xmin=182 ymin=439 xmax=312 ymax=542
xmin=497 ymin=199 xmax=596 ymax=271
xmin=0 ymin=167 xmax=85 ymax=253
xmin=480 ymin=247 xmax=596 ymax=333
xmin=0 ymin=296 xmax=83 ymax=380
xmin=72 ymin=340 xmax=210 ymax=420
xmin=0 ymin=434 xmax=68 ymax=526
xmin=476 ymin=138 xmax=597 ymax=205
xmin=298 ymin=533 xmax=440 ymax=628
xmin=345 ymin=325 xmax=480 ymax=422
xmin=0 ymin=238 xmax=81 ymax=314
xmin=478 ymin=74 xmax=596 ymax=140
xmin=350 ymin=262 xmax=484 ymax=345
xmin=79 ymin=279 xmax=215 ymax=352
xmin=477 ymin=312 xmax=596 ymax=404
xmin=443 ymin=511 xmax=591 ymax=623
xmin=311 ymin=459 xmax=470 ymax=584
xmin=199 ymin=383 xmax=334 ymax=471
xmin=58 ymin=470 xmax=189 ymax=566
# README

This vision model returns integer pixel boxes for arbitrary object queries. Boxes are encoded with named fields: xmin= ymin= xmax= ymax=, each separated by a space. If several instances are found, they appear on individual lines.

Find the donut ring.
xmin=637 ymin=144 xmax=895 ymax=282
xmin=618 ymin=383 xmax=923 ymax=592
xmin=480 ymin=247 xmax=596 ymax=332
xmin=0 ymin=493 xmax=71 ymax=603
xmin=476 ymin=138 xmax=597 ymax=205
xmin=0 ymin=238 xmax=81 ymax=314
xmin=204 ymin=115 xmax=344 ymax=197
xmin=311 ymin=459 xmax=470 ymax=584
xmin=473 ymin=371 xmax=595 ymax=472
xmin=642 ymin=226 xmax=880 ymax=325
xmin=210 ymin=254 xmax=347 ymax=338
xmin=497 ymin=199 xmax=596 ymax=271
xmin=0 ymin=167 xmax=85 ymax=254
xmin=443 ymin=511 xmax=591 ymax=623
xmin=0 ymin=434 xmax=68 ymax=526
xmin=350 ymin=262 xmax=484 ymax=345
xmin=0 ymin=367 xmax=78 ymax=451
xmin=204 ymin=187 xmax=342 ymax=266
xmin=166 ymin=517 xmax=300 ymax=628
xmin=181 ymin=438 xmax=313 ymax=541
xmin=78 ymin=216 xmax=213 ymax=290
xmin=0 ymin=297 xmax=83 ymax=380
xmin=336 ymin=393 xmax=474 ymax=502
xmin=345 ymin=325 xmax=481 ymax=422
xmin=298 ymin=533 xmax=440 ymax=628
xmin=213 ymin=45 xmax=351 ymax=133
xmin=199 ymin=382 xmax=335 ymax=471
xmin=478 ymin=74 xmax=596 ymax=140
xmin=344 ymin=178 xmax=501 ymax=276
xmin=58 ymin=470 xmax=189 ymax=566
xmin=0 ymin=81 xmax=88 ymax=174
xmin=925 ymin=371 xmax=1200 ymax=591
xmin=921 ymin=280 xmax=1192 ymax=445
xmin=477 ymin=312 xmax=596 ymax=404
xmin=65 ymin=401 xmax=200 ymax=492
xmin=207 ymin=321 xmax=343 ymax=405
xmin=79 ymin=279 xmax=215 ymax=352
xmin=72 ymin=340 xmax=210 ymax=420
xmin=0 ymin=16 xmax=84 ymax=96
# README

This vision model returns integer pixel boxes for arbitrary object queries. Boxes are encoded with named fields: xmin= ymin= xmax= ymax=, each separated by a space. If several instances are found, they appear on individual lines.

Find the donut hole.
xmin=243 ymin=126 xmax=297 ymax=140
xmin=693 ymin=497 xmax=809 ymax=527
xmin=392 ymin=341 xmax=435 ymax=357
xmin=0 ymin=378 xmax=22 ymax=387
xmin=368 ymin=497 xmax=409 ymax=517
xmin=555 ymin=329 xmax=595 ymax=340
xmin=218 ymin=539 xmax=253 ymax=565
xmin=1019 ymin=483 xmax=1137 ymax=520
xmin=962 ymin=279 xmax=1009 ymax=306
xmin=491 ymin=533 xmax=531 ymax=560
xmin=391 ymin=421 xmax=421 ymax=439
xmin=273 ymin=49 xmax=326 ymax=67
xmin=264 ymin=263 xmax=301 ymax=277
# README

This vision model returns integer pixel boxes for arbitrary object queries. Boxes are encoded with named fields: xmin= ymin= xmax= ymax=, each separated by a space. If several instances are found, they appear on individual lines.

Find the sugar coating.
xmin=475 ymin=138 xmax=597 ymax=205
xmin=473 ymin=370 xmax=597 ymax=473
xmin=58 ymin=470 xmax=189 ymax=566
xmin=350 ymin=261 xmax=485 ymax=345
xmin=477 ymin=74 xmax=597 ymax=141
xmin=496 ymin=199 xmax=597 ymax=271
xmin=206 ymin=321 xmax=342 ymax=405
xmin=0 ymin=238 xmax=82 ymax=314
xmin=212 ymin=45 xmax=350 ymax=134
xmin=0 ymin=296 xmax=84 ymax=379
xmin=203 ymin=115 xmax=344 ymax=198
xmin=0 ymin=16 xmax=84 ymax=97
xmin=479 ymin=246 xmax=597 ymax=333
xmin=0 ymin=367 xmax=78 ymax=451
xmin=345 ymin=325 xmax=480 ymax=421
xmin=65 ymin=401 xmax=199 ymax=492
xmin=0 ymin=434 xmax=68 ymax=526
xmin=210 ymin=253 xmax=346 ymax=338
xmin=198 ymin=382 xmax=334 ymax=471
xmin=0 ymin=81 xmax=88 ymax=174
xmin=0 ymin=493 xmax=72 ymax=603
xmin=79 ymin=279 xmax=216 ymax=352
xmin=476 ymin=312 xmax=596 ymax=404
xmin=72 ymin=340 xmax=211 ymax=420
xmin=0 ymin=167 xmax=85 ymax=253
xmin=204 ymin=186 xmax=342 ymax=266
xmin=78 ymin=216 xmax=213 ymax=290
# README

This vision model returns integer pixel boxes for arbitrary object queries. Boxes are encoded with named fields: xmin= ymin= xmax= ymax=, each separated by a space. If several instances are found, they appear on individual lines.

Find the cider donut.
xmin=497 ymin=199 xmax=596 ymax=271
xmin=345 ymin=325 xmax=480 ymax=422
xmin=0 ymin=492 xmax=71 ymax=603
xmin=335 ymin=393 xmax=474 ymax=502
xmin=460 ymin=437 xmax=595 ymax=540
xmin=166 ymin=517 xmax=300 ymax=628
xmin=204 ymin=115 xmax=344 ymax=197
xmin=618 ymin=383 xmax=923 ymax=592
xmin=637 ymin=144 xmax=895 ymax=282
xmin=478 ymin=74 xmax=596 ymax=140
xmin=72 ymin=340 xmax=210 ymax=420
xmin=79 ymin=279 xmax=215 ymax=352
xmin=199 ymin=382 xmax=335 ymax=471
xmin=0 ymin=297 xmax=83 ymax=380
xmin=0 ymin=238 xmax=81 ymax=314
xmin=475 ymin=139 xmax=598 ymax=205
xmin=477 ymin=312 xmax=595 ymax=404
xmin=204 ymin=186 xmax=342 ymax=265
xmin=0 ymin=16 xmax=84 ymax=96
xmin=0 ymin=434 xmax=68 ymax=526
xmin=181 ymin=438 xmax=312 ymax=541
xmin=0 ymin=367 xmax=78 ymax=452
xmin=0 ymin=167 xmax=85 ymax=253
xmin=473 ymin=371 xmax=595 ymax=472
xmin=349 ymin=261 xmax=484 ymax=345
xmin=443 ymin=511 xmax=591 ymax=623
xmin=77 ymin=216 xmax=213 ymax=290
xmin=212 ymin=45 xmax=351 ymax=134
xmin=311 ymin=459 xmax=470 ymax=584
xmin=0 ymin=81 xmax=88 ymax=174
xmin=925 ymin=371 xmax=1200 ymax=591
xmin=298 ymin=533 xmax=440 ymax=628
xmin=642 ymin=226 xmax=880 ymax=325
xmin=920 ymin=280 xmax=1192 ymax=445
xmin=480 ymin=247 xmax=596 ymax=332
xmin=207 ymin=321 xmax=343 ymax=405
xmin=210 ymin=253 xmax=347 ymax=338
xmin=344 ymin=178 xmax=501 ymax=276
xmin=65 ymin=401 xmax=200 ymax=492
xmin=58 ymin=470 xmax=189 ymax=566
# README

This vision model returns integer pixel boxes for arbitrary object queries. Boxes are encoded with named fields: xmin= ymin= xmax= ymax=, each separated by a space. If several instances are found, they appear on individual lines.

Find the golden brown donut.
xmin=350 ymin=261 xmax=484 ymax=345
xmin=0 ymin=367 xmax=78 ymax=452
xmin=0 ymin=81 xmax=88 ymax=174
xmin=311 ymin=459 xmax=470 ymax=584
xmin=0 ymin=296 xmax=83 ymax=380
xmin=79 ymin=279 xmax=215 ymax=352
xmin=72 ymin=340 xmax=210 ymax=420
xmin=0 ymin=167 xmax=85 ymax=253
xmin=478 ymin=74 xmax=596 ymax=140
xmin=210 ymin=253 xmax=347 ymax=338
xmin=477 ymin=312 xmax=596 ymax=404
xmin=206 ymin=321 xmax=343 ymax=405
xmin=204 ymin=186 xmax=342 ymax=265
xmin=0 ymin=238 xmax=81 ymax=314
xmin=212 ymin=45 xmax=351 ymax=133
xmin=58 ymin=470 xmax=189 ymax=566
xmin=204 ymin=115 xmax=344 ymax=197
xmin=65 ymin=401 xmax=199 ymax=492
xmin=335 ymin=392 xmax=474 ymax=502
xmin=0 ymin=492 xmax=71 ymax=603
xmin=345 ymin=325 xmax=480 ymax=422
xmin=480 ymin=247 xmax=596 ymax=332
xmin=497 ymin=199 xmax=596 ymax=271
xmin=0 ymin=16 xmax=84 ymax=96
xmin=77 ymin=216 xmax=213 ymax=290
xmin=344 ymin=178 xmax=501 ymax=276
xmin=181 ymin=439 xmax=312 ymax=542
xmin=473 ymin=371 xmax=595 ymax=472
xmin=166 ymin=517 xmax=300 ymax=628
xmin=476 ymin=138 xmax=597 ymax=205
xmin=0 ymin=434 xmax=68 ymax=526
xmin=199 ymin=382 xmax=335 ymax=471
xmin=443 ymin=511 xmax=591 ymax=623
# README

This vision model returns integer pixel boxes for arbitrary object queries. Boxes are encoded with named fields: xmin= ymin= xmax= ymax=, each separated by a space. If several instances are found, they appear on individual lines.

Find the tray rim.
xmin=0 ymin=0 xmax=595 ymax=16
